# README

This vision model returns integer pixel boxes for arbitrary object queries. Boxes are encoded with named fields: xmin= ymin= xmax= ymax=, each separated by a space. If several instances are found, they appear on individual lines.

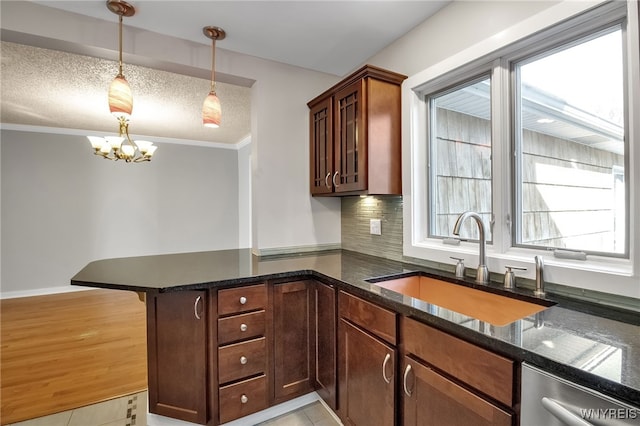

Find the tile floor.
xmin=7 ymin=392 xmax=146 ymax=426
xmin=255 ymin=401 xmax=339 ymax=426
xmin=7 ymin=392 xmax=340 ymax=426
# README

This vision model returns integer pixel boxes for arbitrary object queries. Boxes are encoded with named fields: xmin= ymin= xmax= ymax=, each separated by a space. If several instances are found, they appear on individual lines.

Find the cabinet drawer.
xmin=218 ymin=310 xmax=266 ymax=345
xmin=218 ymin=337 xmax=266 ymax=384
xmin=402 ymin=317 xmax=514 ymax=406
xmin=219 ymin=374 xmax=268 ymax=424
xmin=218 ymin=284 xmax=267 ymax=316
xmin=403 ymin=357 xmax=512 ymax=426
xmin=339 ymin=291 xmax=396 ymax=345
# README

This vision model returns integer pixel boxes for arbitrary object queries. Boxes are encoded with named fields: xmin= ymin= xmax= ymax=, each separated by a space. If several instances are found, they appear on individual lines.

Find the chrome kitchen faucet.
xmin=453 ymin=211 xmax=489 ymax=284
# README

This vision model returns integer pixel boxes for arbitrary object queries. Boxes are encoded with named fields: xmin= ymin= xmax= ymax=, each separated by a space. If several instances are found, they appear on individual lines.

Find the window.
xmin=419 ymin=6 xmax=630 ymax=259
xmin=406 ymin=0 xmax=639 ymax=294
xmin=513 ymin=26 xmax=626 ymax=256
xmin=428 ymin=77 xmax=493 ymax=241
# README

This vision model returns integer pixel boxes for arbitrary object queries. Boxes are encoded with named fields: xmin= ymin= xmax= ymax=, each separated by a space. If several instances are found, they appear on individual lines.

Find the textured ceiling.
xmin=1 ymin=1 xmax=451 ymax=146
xmin=1 ymin=41 xmax=251 ymax=145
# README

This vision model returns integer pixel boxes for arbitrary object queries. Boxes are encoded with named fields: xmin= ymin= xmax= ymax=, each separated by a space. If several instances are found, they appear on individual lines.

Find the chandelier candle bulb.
xmin=88 ymin=136 xmax=105 ymax=150
xmin=106 ymin=136 xmax=124 ymax=150
xmin=135 ymin=140 xmax=153 ymax=153
xmin=121 ymin=144 xmax=135 ymax=158
xmin=145 ymin=145 xmax=158 ymax=157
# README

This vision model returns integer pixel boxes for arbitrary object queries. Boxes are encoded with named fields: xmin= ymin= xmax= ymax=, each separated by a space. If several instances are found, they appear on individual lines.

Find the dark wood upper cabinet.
xmin=308 ymin=65 xmax=407 ymax=196
xmin=309 ymin=97 xmax=334 ymax=195
xmin=273 ymin=280 xmax=315 ymax=404
xmin=146 ymin=290 xmax=208 ymax=425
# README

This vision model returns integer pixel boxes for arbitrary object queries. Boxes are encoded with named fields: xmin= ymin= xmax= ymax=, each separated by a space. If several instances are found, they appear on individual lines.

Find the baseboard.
xmin=146 ymin=392 xmax=323 ymax=426
xmin=0 ymin=285 xmax=96 ymax=299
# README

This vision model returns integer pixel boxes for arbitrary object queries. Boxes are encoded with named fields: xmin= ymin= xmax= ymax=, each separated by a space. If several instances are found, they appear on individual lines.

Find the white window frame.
xmin=402 ymin=0 xmax=640 ymax=299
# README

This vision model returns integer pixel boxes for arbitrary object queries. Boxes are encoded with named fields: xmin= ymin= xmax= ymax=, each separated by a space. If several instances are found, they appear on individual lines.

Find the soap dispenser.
xmin=504 ymin=266 xmax=526 ymax=289
xmin=450 ymin=257 xmax=465 ymax=279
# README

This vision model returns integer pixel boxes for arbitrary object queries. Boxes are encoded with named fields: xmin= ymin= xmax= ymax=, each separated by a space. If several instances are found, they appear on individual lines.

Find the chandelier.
xmin=88 ymin=0 xmax=157 ymax=162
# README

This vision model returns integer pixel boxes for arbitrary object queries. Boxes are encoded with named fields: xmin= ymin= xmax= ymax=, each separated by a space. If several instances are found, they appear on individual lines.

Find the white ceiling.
xmin=1 ymin=1 xmax=450 ymax=145
xmin=30 ymin=0 xmax=449 ymax=77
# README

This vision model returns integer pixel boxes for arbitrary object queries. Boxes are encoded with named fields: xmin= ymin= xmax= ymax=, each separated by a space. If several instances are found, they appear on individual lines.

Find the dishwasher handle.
xmin=541 ymin=397 xmax=594 ymax=426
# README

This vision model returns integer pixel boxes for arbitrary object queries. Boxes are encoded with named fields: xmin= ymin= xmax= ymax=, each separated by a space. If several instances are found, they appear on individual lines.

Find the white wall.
xmin=0 ymin=130 xmax=240 ymax=295
xmin=249 ymin=64 xmax=342 ymax=254
xmin=238 ymin=139 xmax=252 ymax=249
xmin=367 ymin=1 xmax=563 ymax=76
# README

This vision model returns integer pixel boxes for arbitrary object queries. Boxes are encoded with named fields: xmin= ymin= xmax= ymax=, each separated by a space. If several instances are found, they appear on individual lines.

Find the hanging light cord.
xmin=117 ymin=13 xmax=124 ymax=78
xmin=210 ymin=38 xmax=216 ymax=93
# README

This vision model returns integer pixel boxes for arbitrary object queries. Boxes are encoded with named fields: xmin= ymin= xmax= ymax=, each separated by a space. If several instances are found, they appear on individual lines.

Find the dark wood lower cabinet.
xmin=272 ymin=280 xmax=314 ymax=403
xmin=338 ymin=319 xmax=396 ymax=426
xmin=144 ymin=285 xmax=518 ymax=426
xmin=314 ymin=281 xmax=337 ymax=409
xmin=219 ymin=375 xmax=268 ymax=424
xmin=147 ymin=290 xmax=208 ymax=424
xmin=402 ymin=357 xmax=512 ymax=426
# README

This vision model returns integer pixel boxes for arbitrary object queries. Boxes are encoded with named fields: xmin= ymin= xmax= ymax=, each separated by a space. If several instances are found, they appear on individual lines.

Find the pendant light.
xmin=87 ymin=0 xmax=156 ymax=162
xmin=202 ymin=26 xmax=226 ymax=128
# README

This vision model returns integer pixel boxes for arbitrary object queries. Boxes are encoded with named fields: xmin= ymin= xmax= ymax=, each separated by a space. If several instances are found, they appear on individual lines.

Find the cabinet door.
xmin=401 ymin=357 xmax=512 ymax=426
xmin=309 ymin=97 xmax=334 ymax=195
xmin=273 ymin=281 xmax=314 ymax=403
xmin=339 ymin=319 xmax=395 ymax=426
xmin=314 ymin=281 xmax=337 ymax=409
xmin=147 ymin=291 xmax=207 ymax=424
xmin=334 ymin=79 xmax=367 ymax=193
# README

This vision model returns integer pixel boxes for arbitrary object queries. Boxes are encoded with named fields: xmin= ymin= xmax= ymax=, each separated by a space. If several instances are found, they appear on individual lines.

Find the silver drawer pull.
xmin=240 ymin=394 xmax=248 ymax=404
xmin=239 ymin=296 xmax=247 ymax=305
xmin=240 ymin=323 xmax=248 ymax=332
xmin=332 ymin=171 xmax=340 ymax=188
xmin=403 ymin=364 xmax=413 ymax=397
xmin=324 ymin=172 xmax=331 ymax=189
xmin=382 ymin=353 xmax=392 ymax=384
xmin=240 ymin=356 xmax=248 ymax=365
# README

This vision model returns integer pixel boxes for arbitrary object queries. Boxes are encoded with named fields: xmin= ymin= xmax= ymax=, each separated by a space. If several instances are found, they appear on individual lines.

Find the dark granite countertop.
xmin=71 ymin=249 xmax=640 ymax=408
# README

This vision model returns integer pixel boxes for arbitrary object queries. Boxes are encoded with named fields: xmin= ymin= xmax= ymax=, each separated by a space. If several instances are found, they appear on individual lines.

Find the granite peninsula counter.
xmin=71 ymin=249 xmax=640 ymax=409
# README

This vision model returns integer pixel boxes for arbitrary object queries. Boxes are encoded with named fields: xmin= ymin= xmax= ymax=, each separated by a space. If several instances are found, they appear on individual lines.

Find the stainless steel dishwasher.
xmin=521 ymin=363 xmax=639 ymax=425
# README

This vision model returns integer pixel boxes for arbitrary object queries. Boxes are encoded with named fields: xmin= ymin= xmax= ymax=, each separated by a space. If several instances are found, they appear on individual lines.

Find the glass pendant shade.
xmin=108 ymin=75 xmax=133 ymax=119
xmin=202 ymin=91 xmax=221 ymax=128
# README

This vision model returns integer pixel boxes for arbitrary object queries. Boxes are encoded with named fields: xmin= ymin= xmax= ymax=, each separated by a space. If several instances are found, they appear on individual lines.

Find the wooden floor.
xmin=0 ymin=289 xmax=147 ymax=425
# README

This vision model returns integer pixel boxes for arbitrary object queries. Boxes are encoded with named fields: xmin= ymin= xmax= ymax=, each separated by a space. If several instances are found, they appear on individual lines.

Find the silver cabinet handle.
xmin=240 ymin=356 xmax=248 ymax=365
xmin=194 ymin=295 xmax=202 ymax=320
xmin=541 ymin=397 xmax=594 ymax=426
xmin=324 ymin=172 xmax=331 ymax=189
xmin=332 ymin=171 xmax=340 ymax=188
xmin=240 ymin=323 xmax=248 ymax=332
xmin=403 ymin=364 xmax=413 ymax=397
xmin=240 ymin=394 xmax=248 ymax=404
xmin=239 ymin=296 xmax=247 ymax=305
xmin=382 ymin=353 xmax=392 ymax=384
